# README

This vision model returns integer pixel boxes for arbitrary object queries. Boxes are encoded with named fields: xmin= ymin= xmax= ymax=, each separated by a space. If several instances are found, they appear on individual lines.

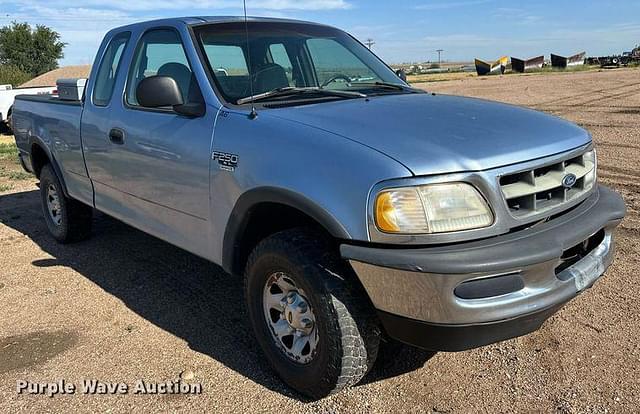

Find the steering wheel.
xmin=321 ymin=74 xmax=352 ymax=88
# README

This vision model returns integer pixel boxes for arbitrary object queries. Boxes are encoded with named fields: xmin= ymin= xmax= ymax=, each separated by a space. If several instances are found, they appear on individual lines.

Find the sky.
xmin=0 ymin=0 xmax=639 ymax=66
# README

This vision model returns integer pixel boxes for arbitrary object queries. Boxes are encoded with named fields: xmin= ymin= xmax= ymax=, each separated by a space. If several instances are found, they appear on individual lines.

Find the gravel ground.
xmin=1 ymin=68 xmax=639 ymax=413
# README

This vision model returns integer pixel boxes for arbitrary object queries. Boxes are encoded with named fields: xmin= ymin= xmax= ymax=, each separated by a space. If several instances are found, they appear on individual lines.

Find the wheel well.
xmin=229 ymin=202 xmax=335 ymax=276
xmin=30 ymin=143 xmax=49 ymax=178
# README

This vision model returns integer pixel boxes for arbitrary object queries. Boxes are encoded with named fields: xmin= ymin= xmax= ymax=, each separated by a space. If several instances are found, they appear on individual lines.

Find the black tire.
xmin=40 ymin=164 xmax=93 ymax=243
xmin=245 ymin=228 xmax=380 ymax=399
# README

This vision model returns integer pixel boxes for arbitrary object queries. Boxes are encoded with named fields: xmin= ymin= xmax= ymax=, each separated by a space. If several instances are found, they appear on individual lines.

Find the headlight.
xmin=374 ymin=183 xmax=494 ymax=234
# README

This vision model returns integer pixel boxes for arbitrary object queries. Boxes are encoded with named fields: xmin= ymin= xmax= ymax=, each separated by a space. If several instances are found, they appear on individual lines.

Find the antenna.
xmin=243 ymin=0 xmax=257 ymax=119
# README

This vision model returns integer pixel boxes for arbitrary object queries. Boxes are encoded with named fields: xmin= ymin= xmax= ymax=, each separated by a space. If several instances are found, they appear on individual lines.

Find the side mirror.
xmin=395 ymin=69 xmax=407 ymax=83
xmin=136 ymin=76 xmax=183 ymax=107
xmin=136 ymin=76 xmax=205 ymax=117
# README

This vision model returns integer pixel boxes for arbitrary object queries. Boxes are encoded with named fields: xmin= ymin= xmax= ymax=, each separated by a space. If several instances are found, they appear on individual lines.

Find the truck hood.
xmin=267 ymin=93 xmax=591 ymax=176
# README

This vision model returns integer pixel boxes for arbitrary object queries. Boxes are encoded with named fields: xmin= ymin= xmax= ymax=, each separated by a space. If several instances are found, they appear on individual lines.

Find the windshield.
xmin=193 ymin=21 xmax=404 ymax=104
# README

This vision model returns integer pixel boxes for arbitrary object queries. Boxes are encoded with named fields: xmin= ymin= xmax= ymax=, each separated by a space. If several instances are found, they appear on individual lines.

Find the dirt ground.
xmin=1 ymin=68 xmax=639 ymax=413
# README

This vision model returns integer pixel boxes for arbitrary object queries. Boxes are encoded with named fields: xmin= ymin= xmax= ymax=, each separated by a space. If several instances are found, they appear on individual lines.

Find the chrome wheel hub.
xmin=46 ymin=184 xmax=62 ymax=226
xmin=263 ymin=272 xmax=318 ymax=364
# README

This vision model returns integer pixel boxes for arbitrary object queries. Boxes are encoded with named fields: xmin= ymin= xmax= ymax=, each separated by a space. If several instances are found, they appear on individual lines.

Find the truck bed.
xmin=14 ymin=94 xmax=81 ymax=106
xmin=12 ymin=94 xmax=91 ymax=204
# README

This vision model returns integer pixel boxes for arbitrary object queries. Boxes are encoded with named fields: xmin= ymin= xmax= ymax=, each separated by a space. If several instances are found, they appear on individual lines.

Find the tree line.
xmin=0 ymin=22 xmax=65 ymax=87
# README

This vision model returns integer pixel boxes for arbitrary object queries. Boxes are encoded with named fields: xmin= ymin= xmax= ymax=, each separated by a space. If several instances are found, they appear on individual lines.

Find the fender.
xmin=29 ymin=136 xmax=71 ymax=199
xmin=222 ymin=186 xmax=351 ymax=274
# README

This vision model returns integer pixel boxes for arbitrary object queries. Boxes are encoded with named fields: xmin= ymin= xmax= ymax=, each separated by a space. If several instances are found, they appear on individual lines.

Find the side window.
xmin=92 ymin=32 xmax=130 ymax=107
xmin=126 ymin=29 xmax=200 ymax=106
xmin=268 ymin=43 xmax=293 ymax=85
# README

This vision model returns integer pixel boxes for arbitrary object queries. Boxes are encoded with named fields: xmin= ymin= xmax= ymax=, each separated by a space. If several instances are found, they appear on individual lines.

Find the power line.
xmin=436 ymin=49 xmax=444 ymax=65
xmin=364 ymin=38 xmax=375 ymax=50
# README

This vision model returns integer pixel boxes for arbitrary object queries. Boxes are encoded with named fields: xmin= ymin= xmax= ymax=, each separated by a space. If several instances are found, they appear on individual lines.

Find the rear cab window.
xmin=204 ymin=45 xmax=250 ymax=77
xmin=92 ymin=31 xmax=130 ymax=107
xmin=201 ymin=44 xmax=252 ymax=100
xmin=268 ymin=43 xmax=294 ymax=85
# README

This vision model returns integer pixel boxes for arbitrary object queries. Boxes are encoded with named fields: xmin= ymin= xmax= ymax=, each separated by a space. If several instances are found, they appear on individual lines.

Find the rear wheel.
xmin=245 ymin=228 xmax=380 ymax=399
xmin=40 ymin=164 xmax=93 ymax=243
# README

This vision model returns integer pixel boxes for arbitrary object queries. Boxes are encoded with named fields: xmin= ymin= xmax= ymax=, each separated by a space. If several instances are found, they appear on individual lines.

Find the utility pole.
xmin=436 ymin=49 xmax=444 ymax=66
xmin=365 ymin=38 xmax=375 ymax=50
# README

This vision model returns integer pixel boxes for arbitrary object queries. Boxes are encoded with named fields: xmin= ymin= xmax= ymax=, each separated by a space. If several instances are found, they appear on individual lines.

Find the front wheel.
xmin=244 ymin=228 xmax=380 ymax=399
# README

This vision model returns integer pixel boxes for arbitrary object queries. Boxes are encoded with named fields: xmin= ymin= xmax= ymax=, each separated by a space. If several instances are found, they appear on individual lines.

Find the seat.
xmin=253 ymin=63 xmax=289 ymax=94
xmin=157 ymin=62 xmax=197 ymax=104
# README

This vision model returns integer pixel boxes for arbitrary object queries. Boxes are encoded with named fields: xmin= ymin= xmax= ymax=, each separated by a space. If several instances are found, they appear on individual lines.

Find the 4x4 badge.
xmin=212 ymin=151 xmax=239 ymax=172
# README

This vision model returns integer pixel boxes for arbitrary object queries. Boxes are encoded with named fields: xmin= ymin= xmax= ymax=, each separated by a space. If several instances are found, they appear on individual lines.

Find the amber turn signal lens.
xmin=375 ymin=192 xmax=400 ymax=232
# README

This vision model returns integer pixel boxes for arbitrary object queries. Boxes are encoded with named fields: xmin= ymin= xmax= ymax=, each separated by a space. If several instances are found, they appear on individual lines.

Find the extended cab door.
xmin=83 ymin=27 xmax=216 ymax=258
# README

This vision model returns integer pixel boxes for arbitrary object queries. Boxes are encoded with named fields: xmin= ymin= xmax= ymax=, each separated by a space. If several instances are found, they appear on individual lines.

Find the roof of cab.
xmin=192 ymin=16 xmax=326 ymax=26
xmin=110 ymin=16 xmax=328 ymax=32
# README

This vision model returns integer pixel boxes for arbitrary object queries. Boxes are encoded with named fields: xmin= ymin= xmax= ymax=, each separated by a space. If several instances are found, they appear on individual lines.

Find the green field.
xmin=0 ymin=136 xmax=33 ymax=192
xmin=0 ymin=142 xmax=18 ymax=161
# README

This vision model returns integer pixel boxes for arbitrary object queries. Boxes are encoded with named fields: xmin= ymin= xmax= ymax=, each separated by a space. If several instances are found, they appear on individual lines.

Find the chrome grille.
xmin=499 ymin=149 xmax=596 ymax=218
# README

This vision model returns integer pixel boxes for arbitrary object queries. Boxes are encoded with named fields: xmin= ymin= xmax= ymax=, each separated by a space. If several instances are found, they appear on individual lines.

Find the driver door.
xmin=88 ymin=28 xmax=216 ymax=258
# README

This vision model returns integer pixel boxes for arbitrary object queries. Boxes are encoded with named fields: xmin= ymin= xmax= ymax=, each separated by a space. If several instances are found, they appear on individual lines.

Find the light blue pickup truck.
xmin=12 ymin=17 xmax=625 ymax=398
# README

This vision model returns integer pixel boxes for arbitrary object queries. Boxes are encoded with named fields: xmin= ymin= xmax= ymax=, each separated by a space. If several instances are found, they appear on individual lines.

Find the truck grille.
xmin=499 ymin=149 xmax=596 ymax=218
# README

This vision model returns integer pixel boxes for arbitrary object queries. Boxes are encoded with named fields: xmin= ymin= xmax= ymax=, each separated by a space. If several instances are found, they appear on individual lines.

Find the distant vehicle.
xmin=0 ymin=84 xmax=56 ymax=130
xmin=587 ymin=56 xmax=624 ymax=67
xmin=12 ymin=17 xmax=626 ymax=399
xmin=409 ymin=64 xmax=422 ymax=74
xmin=475 ymin=56 xmax=508 ymax=75
xmin=588 ymin=47 xmax=640 ymax=67
xmin=619 ymin=45 xmax=640 ymax=65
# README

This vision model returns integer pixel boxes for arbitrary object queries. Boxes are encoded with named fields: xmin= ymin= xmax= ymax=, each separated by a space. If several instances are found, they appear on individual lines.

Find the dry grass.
xmin=0 ymin=136 xmax=35 ymax=193
xmin=407 ymin=64 xmax=606 ymax=84
xmin=408 ymin=71 xmax=477 ymax=83
xmin=0 ymin=142 xmax=17 ymax=160
xmin=0 ymin=135 xmax=15 ymax=145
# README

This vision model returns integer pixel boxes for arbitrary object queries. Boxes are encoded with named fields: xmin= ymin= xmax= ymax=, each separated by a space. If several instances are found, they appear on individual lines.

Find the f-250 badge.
xmin=212 ymin=151 xmax=239 ymax=172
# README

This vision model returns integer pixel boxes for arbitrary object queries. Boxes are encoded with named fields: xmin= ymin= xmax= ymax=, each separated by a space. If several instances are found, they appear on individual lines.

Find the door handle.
xmin=109 ymin=128 xmax=125 ymax=144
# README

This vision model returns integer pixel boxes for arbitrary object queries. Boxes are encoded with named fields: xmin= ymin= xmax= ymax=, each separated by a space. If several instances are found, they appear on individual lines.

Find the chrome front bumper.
xmin=348 ymin=227 xmax=615 ymax=325
xmin=341 ymin=185 xmax=625 ymax=350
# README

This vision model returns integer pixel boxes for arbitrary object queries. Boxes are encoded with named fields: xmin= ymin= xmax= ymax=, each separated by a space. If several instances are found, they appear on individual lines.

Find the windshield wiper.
xmin=354 ymin=82 xmax=422 ymax=93
xmin=237 ymin=87 xmax=367 ymax=105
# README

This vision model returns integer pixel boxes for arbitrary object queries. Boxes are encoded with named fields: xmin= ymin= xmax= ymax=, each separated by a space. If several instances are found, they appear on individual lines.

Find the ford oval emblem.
xmin=562 ymin=173 xmax=578 ymax=189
